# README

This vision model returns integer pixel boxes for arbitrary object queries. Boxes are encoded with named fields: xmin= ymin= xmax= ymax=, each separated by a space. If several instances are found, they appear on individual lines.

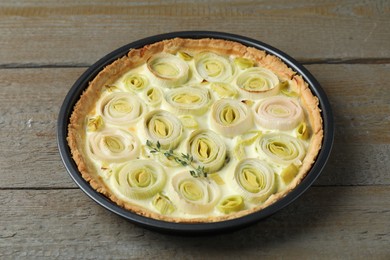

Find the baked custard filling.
xmin=68 ymin=38 xmax=323 ymax=223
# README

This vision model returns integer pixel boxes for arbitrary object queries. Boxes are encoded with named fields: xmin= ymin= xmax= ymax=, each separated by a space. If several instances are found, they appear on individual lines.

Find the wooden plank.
xmin=0 ymin=187 xmax=388 ymax=258
xmin=0 ymin=64 xmax=389 ymax=188
xmin=0 ymin=0 xmax=389 ymax=66
xmin=0 ymin=68 xmax=82 ymax=188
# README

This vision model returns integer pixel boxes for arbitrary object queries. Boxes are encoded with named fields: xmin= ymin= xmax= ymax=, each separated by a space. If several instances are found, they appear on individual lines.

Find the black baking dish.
xmin=57 ymin=31 xmax=334 ymax=235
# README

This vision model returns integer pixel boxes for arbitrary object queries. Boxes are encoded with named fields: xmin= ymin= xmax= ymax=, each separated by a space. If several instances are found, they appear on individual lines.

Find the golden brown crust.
xmin=67 ymin=37 xmax=324 ymax=223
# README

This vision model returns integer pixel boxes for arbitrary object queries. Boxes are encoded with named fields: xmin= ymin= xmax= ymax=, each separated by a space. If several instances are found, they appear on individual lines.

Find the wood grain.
xmin=0 ymin=0 xmax=389 ymax=66
xmin=0 ymin=187 xmax=388 ymax=258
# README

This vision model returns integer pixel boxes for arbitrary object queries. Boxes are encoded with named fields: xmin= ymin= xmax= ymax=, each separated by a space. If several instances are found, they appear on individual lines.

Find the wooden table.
xmin=1 ymin=1 xmax=389 ymax=258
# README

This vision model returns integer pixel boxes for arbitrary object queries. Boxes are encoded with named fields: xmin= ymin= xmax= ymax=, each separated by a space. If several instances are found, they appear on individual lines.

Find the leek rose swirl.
xmin=111 ymin=160 xmax=166 ymax=200
xmin=195 ymin=52 xmax=233 ymax=82
xmin=256 ymin=133 xmax=306 ymax=166
xmin=233 ymin=158 xmax=277 ymax=203
xmin=98 ymin=92 xmax=146 ymax=126
xmin=171 ymin=171 xmax=221 ymax=214
xmin=123 ymin=73 xmax=148 ymax=92
xmin=88 ymin=128 xmax=140 ymax=163
xmin=210 ymin=99 xmax=253 ymax=137
xmin=254 ymin=96 xmax=304 ymax=130
xmin=236 ymin=67 xmax=280 ymax=99
xmin=187 ymin=129 xmax=227 ymax=173
xmin=144 ymin=110 xmax=183 ymax=149
xmin=164 ymin=86 xmax=211 ymax=115
xmin=147 ymin=53 xmax=189 ymax=88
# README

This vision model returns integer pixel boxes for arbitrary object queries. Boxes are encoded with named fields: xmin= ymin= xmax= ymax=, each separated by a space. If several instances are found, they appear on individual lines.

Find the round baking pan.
xmin=57 ymin=31 xmax=334 ymax=235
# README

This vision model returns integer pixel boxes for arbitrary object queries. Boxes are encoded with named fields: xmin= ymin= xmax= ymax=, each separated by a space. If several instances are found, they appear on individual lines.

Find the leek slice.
xmin=147 ymin=53 xmax=189 ymax=88
xmin=143 ymin=86 xmax=163 ymax=107
xmin=88 ymin=128 xmax=140 ymax=163
xmin=280 ymin=81 xmax=299 ymax=97
xmin=164 ymin=86 xmax=211 ymax=115
xmin=254 ymin=96 xmax=304 ymax=130
xmin=187 ymin=129 xmax=227 ymax=173
xmin=195 ymin=52 xmax=233 ymax=82
xmin=217 ymin=195 xmax=245 ymax=214
xmin=256 ymin=133 xmax=306 ymax=166
xmin=111 ymin=159 xmax=166 ymax=200
xmin=124 ymin=73 xmax=148 ymax=92
xmin=233 ymin=130 xmax=262 ymax=160
xmin=236 ymin=67 xmax=280 ymax=99
xmin=296 ymin=121 xmax=310 ymax=140
xmin=233 ymin=158 xmax=276 ymax=203
xmin=87 ymin=115 xmax=104 ymax=132
xmin=210 ymin=99 xmax=253 ymax=137
xmin=98 ymin=92 xmax=146 ymax=126
xmin=152 ymin=193 xmax=175 ymax=214
xmin=210 ymin=82 xmax=238 ymax=98
xmin=280 ymin=164 xmax=299 ymax=184
xmin=144 ymin=109 xmax=183 ymax=150
xmin=234 ymin=57 xmax=255 ymax=70
xmin=179 ymin=115 xmax=199 ymax=129
xmin=171 ymin=171 xmax=221 ymax=214
xmin=177 ymin=51 xmax=193 ymax=61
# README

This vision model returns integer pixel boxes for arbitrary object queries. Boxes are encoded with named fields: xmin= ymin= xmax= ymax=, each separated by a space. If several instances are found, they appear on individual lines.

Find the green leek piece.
xmin=145 ymin=87 xmax=163 ymax=106
xmin=217 ymin=195 xmax=244 ymax=214
xmin=177 ymin=51 xmax=193 ymax=61
xmin=87 ymin=115 xmax=104 ymax=132
xmin=296 ymin=122 xmax=310 ymax=140
xmin=280 ymin=164 xmax=299 ymax=184
xmin=152 ymin=193 xmax=175 ymax=214
xmin=210 ymin=82 xmax=238 ymax=98
xmin=179 ymin=115 xmax=199 ymax=129
xmin=280 ymin=81 xmax=299 ymax=97
xmin=234 ymin=57 xmax=255 ymax=69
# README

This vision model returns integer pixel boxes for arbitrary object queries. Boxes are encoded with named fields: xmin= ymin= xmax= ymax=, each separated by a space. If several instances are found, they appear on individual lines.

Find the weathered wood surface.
xmin=0 ymin=0 xmax=389 ymax=258
xmin=0 ymin=0 xmax=389 ymax=66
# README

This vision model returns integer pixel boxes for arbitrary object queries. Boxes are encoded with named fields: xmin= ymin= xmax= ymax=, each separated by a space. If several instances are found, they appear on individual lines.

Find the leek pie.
xmin=67 ymin=38 xmax=323 ymax=222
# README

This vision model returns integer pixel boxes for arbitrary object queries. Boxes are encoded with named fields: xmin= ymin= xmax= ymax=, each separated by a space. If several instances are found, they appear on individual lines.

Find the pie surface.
xmin=67 ymin=38 xmax=323 ymax=223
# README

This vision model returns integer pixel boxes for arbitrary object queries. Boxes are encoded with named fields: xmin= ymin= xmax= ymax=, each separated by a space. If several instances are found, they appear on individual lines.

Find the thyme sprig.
xmin=146 ymin=140 xmax=208 ymax=178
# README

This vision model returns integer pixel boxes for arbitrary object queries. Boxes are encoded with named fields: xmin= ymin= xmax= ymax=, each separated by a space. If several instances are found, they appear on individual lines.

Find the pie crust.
xmin=67 ymin=38 xmax=323 ymax=223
